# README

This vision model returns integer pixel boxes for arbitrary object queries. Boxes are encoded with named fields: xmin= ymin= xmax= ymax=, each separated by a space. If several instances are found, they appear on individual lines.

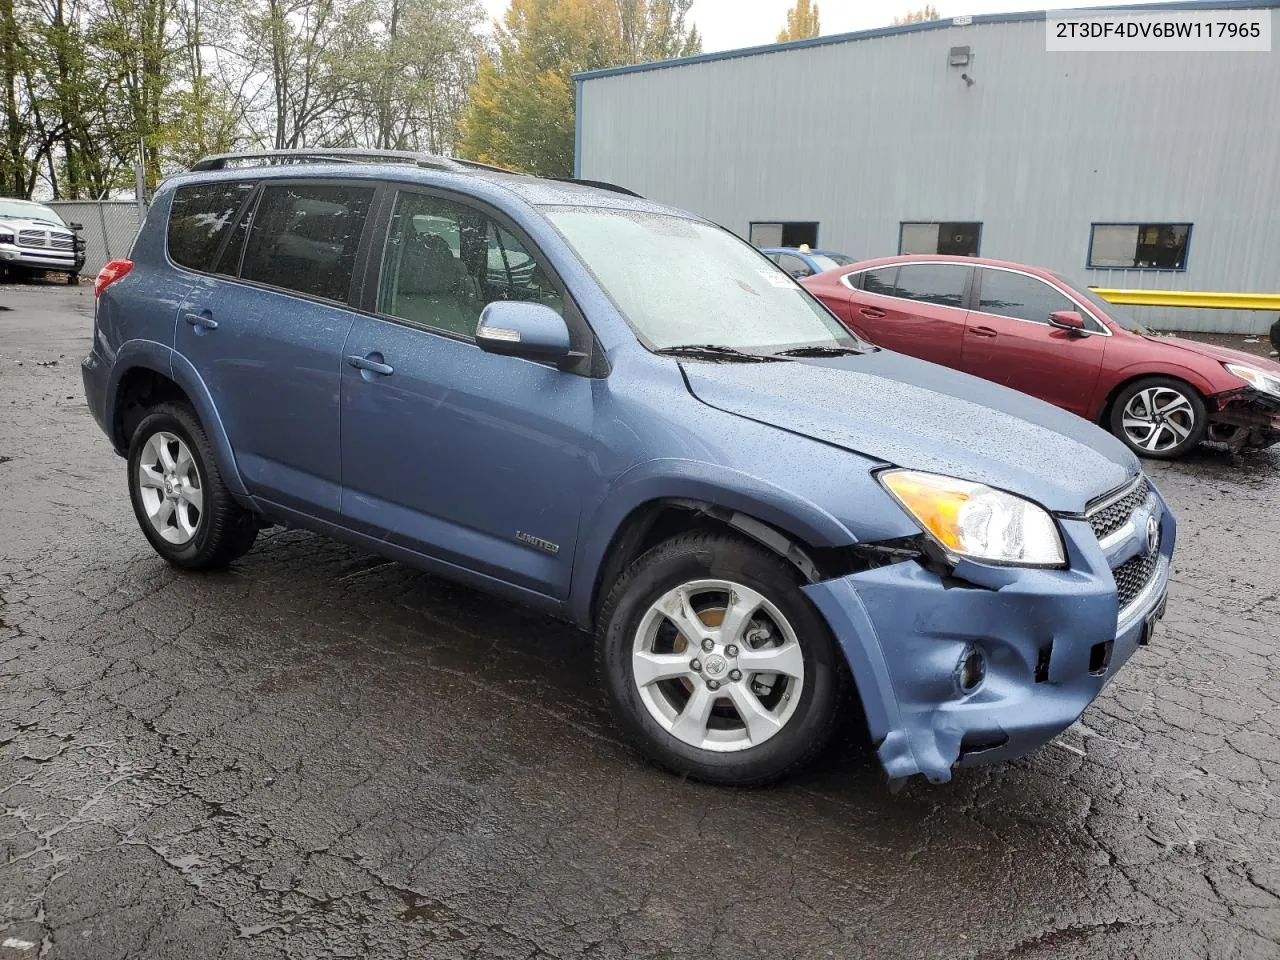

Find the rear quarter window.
xmin=167 ymin=182 xmax=255 ymax=271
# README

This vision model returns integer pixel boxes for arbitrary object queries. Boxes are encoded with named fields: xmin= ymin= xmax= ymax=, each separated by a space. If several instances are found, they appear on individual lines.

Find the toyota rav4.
xmin=81 ymin=150 xmax=1176 ymax=785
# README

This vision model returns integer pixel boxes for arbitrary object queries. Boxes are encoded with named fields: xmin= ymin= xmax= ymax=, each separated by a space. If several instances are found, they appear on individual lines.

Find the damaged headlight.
xmin=879 ymin=469 xmax=1066 ymax=567
xmin=1224 ymin=362 xmax=1280 ymax=401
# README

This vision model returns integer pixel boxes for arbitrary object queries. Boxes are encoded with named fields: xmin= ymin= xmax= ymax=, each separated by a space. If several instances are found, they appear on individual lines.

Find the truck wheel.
xmin=597 ymin=531 xmax=846 ymax=786
xmin=127 ymin=402 xmax=258 ymax=569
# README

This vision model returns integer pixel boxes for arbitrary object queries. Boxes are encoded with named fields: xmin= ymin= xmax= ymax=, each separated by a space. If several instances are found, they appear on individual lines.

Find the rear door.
xmin=962 ymin=267 xmax=1107 ymax=417
xmin=338 ymin=187 xmax=594 ymax=599
xmin=846 ymin=262 xmax=971 ymax=367
xmin=175 ymin=179 xmax=376 ymax=519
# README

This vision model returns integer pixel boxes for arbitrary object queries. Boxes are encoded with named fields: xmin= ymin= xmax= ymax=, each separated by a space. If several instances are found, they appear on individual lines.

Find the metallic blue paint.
xmin=83 ymin=161 xmax=1179 ymax=782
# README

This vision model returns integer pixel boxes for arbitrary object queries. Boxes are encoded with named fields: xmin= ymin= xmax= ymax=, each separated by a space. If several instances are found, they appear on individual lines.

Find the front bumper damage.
xmin=1208 ymin=387 xmax=1280 ymax=452
xmin=803 ymin=488 xmax=1176 ymax=783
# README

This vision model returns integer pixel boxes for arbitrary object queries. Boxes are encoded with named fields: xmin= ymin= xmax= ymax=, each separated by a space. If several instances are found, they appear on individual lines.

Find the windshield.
xmin=546 ymin=208 xmax=860 ymax=354
xmin=1054 ymin=273 xmax=1150 ymax=334
xmin=0 ymin=199 xmax=65 ymax=226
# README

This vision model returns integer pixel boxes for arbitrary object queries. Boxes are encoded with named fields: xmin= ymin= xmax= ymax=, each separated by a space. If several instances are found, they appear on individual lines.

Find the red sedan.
xmin=802 ymin=255 xmax=1280 ymax=459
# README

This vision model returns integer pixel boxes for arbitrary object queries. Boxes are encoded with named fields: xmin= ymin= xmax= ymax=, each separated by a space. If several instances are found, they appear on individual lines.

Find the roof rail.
xmin=189 ymin=148 xmax=465 ymax=173
xmin=551 ymin=177 xmax=643 ymax=198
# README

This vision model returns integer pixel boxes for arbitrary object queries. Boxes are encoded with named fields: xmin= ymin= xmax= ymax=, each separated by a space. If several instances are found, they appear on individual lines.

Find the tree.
xmin=456 ymin=0 xmax=700 ymax=177
xmin=893 ymin=5 xmax=940 ymax=25
xmin=776 ymin=0 xmax=819 ymax=42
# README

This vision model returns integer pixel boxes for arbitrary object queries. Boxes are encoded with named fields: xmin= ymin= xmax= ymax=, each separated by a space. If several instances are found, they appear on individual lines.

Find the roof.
xmin=161 ymin=156 xmax=676 ymax=215
xmin=574 ymin=0 xmax=1280 ymax=82
xmin=841 ymin=253 xmax=1061 ymax=277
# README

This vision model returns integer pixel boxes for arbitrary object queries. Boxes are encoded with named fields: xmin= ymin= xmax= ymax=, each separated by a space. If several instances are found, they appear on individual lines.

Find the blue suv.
xmin=82 ymin=150 xmax=1175 ymax=786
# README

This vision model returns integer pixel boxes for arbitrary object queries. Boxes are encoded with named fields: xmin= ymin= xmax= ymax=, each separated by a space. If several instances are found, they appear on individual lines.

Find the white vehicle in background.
xmin=0 ymin=198 xmax=86 ymax=284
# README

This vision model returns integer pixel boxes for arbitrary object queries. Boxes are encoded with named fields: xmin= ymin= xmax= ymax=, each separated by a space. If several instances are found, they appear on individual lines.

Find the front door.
xmin=962 ymin=267 xmax=1107 ymax=418
xmin=175 ymin=180 xmax=376 ymax=518
xmin=339 ymin=189 xmax=593 ymax=598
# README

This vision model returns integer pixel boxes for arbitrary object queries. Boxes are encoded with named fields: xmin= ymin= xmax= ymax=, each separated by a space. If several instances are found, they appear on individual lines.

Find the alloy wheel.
xmin=136 ymin=430 xmax=204 ymax=545
xmin=1121 ymin=387 xmax=1197 ymax=454
xmin=631 ymin=579 xmax=805 ymax=752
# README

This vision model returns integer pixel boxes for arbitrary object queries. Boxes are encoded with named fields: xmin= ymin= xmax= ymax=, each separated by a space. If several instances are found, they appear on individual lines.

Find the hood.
xmin=0 ymin=216 xmax=71 ymax=233
xmin=681 ymin=350 xmax=1138 ymax=513
xmin=1142 ymin=335 xmax=1280 ymax=374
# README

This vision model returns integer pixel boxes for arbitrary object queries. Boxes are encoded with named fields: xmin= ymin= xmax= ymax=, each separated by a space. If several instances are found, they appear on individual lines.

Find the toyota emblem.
xmin=1145 ymin=515 xmax=1160 ymax=555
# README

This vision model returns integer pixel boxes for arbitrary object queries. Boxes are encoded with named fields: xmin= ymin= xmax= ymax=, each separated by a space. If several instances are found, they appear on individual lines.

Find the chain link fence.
xmin=46 ymin=201 xmax=145 ymax=276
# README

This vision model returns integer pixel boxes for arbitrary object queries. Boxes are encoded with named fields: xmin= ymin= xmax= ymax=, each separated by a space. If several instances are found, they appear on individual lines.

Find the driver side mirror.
xmin=475 ymin=300 xmax=575 ymax=366
xmin=1049 ymin=310 xmax=1087 ymax=335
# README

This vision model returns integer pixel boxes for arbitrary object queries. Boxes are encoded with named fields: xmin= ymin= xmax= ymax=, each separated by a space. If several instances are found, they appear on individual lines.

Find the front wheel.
xmin=597 ymin=532 xmax=846 ymax=786
xmin=1109 ymin=377 xmax=1207 ymax=459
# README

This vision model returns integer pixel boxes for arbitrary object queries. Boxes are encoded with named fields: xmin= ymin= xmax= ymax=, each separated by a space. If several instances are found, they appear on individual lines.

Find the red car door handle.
xmin=859 ymin=307 xmax=886 ymax=319
xmin=970 ymin=325 xmax=998 ymax=338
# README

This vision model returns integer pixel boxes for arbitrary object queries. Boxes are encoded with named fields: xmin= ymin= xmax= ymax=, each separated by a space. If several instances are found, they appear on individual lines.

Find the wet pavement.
xmin=1 ymin=283 xmax=1278 ymax=960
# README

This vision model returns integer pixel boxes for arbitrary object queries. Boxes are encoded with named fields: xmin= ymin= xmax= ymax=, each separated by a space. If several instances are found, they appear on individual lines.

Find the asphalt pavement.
xmin=2 ymin=282 xmax=1278 ymax=959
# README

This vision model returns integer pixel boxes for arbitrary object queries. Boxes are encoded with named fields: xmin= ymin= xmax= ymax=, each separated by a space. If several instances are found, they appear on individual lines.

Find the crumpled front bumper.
xmin=803 ymin=487 xmax=1176 ymax=783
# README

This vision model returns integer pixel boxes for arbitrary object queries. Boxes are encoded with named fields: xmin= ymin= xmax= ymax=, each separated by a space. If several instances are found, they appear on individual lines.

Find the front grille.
xmin=1113 ymin=547 xmax=1159 ymax=610
xmin=49 ymin=233 xmax=73 ymax=251
xmin=1087 ymin=478 xmax=1149 ymax=541
xmin=17 ymin=229 xmax=44 ymax=247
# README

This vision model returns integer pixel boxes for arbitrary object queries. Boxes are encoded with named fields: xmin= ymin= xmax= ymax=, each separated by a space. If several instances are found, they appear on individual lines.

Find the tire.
xmin=127 ymin=402 xmax=258 ymax=569
xmin=67 ymin=273 xmax=79 ymax=286
xmin=597 ymin=531 xmax=847 ymax=786
xmin=1109 ymin=376 xmax=1207 ymax=460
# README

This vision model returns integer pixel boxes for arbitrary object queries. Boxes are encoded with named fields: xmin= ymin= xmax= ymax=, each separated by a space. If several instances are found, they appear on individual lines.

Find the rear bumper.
xmin=803 ymin=489 xmax=1176 ymax=783
xmin=81 ymin=349 xmax=110 ymax=439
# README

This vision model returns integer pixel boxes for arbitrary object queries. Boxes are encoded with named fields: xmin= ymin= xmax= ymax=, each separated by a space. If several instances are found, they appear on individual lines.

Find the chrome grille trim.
xmin=1117 ymin=555 xmax=1168 ymax=631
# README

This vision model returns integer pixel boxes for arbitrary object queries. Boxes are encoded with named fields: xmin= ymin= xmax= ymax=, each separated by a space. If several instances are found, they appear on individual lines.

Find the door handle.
xmin=970 ymin=325 xmax=998 ymax=338
xmin=346 ymin=354 xmax=394 ymax=376
xmin=183 ymin=313 xmax=218 ymax=330
xmin=859 ymin=307 xmax=886 ymax=319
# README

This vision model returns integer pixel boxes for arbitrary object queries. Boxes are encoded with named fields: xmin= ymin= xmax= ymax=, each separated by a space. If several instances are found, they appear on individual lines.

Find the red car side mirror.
xmin=1049 ymin=310 xmax=1087 ymax=334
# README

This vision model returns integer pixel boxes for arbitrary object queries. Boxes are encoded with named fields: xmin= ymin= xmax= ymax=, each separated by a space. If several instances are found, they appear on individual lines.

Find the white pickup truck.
xmin=0 ymin=198 xmax=85 ymax=283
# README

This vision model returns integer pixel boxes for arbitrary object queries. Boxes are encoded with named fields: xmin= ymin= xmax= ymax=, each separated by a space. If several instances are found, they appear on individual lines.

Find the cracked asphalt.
xmin=2 ymin=282 xmax=1279 ymax=959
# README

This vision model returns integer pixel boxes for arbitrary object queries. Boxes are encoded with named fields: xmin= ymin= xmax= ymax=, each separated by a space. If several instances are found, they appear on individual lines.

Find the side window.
xmin=978 ymin=269 xmax=1073 ymax=324
xmin=167 ymin=182 xmax=255 ymax=271
xmin=859 ymin=267 xmax=898 ymax=296
xmin=240 ymin=183 xmax=374 ymax=303
xmin=378 ymin=192 xmax=563 ymax=339
xmin=892 ymin=264 xmax=969 ymax=308
xmin=777 ymin=253 xmax=812 ymax=279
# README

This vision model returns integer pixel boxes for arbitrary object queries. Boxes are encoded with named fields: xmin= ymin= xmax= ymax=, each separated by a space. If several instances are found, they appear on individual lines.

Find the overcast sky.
xmin=479 ymin=0 xmax=1155 ymax=52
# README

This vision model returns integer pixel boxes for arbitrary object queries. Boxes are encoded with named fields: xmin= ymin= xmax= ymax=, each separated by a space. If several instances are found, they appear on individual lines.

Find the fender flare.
xmin=1090 ymin=362 xmax=1220 ymax=421
xmin=566 ymin=458 xmax=858 ymax=626
xmin=106 ymin=340 xmax=249 ymax=498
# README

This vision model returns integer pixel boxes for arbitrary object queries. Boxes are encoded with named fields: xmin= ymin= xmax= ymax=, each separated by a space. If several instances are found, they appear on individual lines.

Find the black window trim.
xmin=971 ymin=264 xmax=1111 ymax=336
xmin=166 ymin=175 xmax=385 ymax=313
xmin=358 ymin=181 xmax=607 ymax=379
xmin=1086 ymin=221 xmax=1192 ymax=272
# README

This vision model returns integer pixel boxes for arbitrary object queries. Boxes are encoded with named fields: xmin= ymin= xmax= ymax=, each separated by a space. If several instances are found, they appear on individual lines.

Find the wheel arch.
xmin=571 ymin=461 xmax=862 ymax=631
xmin=107 ymin=341 xmax=248 ymax=497
xmin=1093 ymin=366 xmax=1214 ymax=426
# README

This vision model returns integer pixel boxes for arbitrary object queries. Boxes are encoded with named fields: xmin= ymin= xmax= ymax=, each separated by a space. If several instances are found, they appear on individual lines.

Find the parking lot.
xmin=1 ymin=282 xmax=1278 ymax=959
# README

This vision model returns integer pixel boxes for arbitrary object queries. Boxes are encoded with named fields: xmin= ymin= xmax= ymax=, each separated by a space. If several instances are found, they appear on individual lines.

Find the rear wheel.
xmin=597 ymin=531 xmax=846 ymax=786
xmin=1110 ymin=377 xmax=1207 ymax=459
xmin=127 ymin=402 xmax=258 ymax=569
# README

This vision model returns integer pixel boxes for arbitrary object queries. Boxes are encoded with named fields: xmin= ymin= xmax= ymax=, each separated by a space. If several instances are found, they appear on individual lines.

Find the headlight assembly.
xmin=879 ymin=469 xmax=1066 ymax=567
xmin=1224 ymin=362 xmax=1280 ymax=401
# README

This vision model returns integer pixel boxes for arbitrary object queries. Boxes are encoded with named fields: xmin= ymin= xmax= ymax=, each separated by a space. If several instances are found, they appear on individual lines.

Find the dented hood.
xmin=682 ymin=350 xmax=1138 ymax=513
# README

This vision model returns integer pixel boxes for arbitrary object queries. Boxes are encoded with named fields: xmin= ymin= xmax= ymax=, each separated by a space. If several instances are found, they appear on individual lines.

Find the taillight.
xmin=95 ymin=258 xmax=133 ymax=297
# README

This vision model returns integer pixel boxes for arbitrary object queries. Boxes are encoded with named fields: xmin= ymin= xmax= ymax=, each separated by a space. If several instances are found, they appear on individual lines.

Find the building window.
xmin=1088 ymin=223 xmax=1191 ymax=270
xmin=750 ymin=221 xmax=818 ymax=249
xmin=900 ymin=222 xmax=981 ymax=257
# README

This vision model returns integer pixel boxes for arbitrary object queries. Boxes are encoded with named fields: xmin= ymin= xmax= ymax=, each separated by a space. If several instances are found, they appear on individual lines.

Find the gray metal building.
xmin=575 ymin=0 xmax=1280 ymax=333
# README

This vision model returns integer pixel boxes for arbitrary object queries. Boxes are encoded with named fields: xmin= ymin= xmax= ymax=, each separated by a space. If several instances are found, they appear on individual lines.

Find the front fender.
xmin=1091 ymin=360 xmax=1221 ymax=420
xmin=106 ymin=340 xmax=248 ymax=498
xmin=566 ymin=458 xmax=862 ymax=626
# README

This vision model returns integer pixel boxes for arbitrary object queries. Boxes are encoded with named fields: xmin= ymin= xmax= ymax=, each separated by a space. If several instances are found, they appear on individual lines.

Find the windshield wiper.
xmin=655 ymin=344 xmax=781 ymax=363
xmin=772 ymin=345 xmax=870 ymax=358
